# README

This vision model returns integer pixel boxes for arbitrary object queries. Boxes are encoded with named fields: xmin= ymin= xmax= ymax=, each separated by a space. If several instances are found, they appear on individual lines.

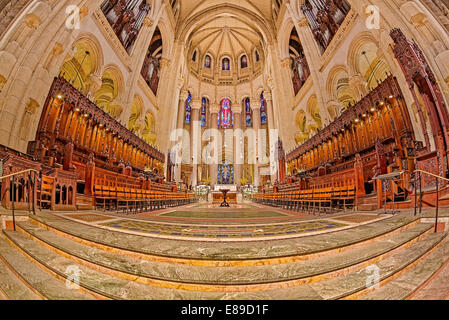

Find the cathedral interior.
xmin=1 ymin=0 xmax=449 ymax=301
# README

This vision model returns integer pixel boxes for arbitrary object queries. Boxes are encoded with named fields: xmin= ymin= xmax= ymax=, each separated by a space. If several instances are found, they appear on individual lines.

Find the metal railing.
xmin=413 ymin=169 xmax=449 ymax=233
xmin=0 ymin=169 xmax=39 ymax=231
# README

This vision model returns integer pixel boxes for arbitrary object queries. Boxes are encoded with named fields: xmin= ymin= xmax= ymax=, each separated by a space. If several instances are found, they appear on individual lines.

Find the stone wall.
xmin=0 ymin=0 xmax=32 ymax=37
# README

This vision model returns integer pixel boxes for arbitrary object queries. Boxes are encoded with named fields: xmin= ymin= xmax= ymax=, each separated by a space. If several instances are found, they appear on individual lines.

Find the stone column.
xmin=252 ymin=99 xmax=261 ymax=187
xmin=210 ymin=103 xmax=219 ymax=187
xmin=174 ymin=89 xmax=188 ymax=182
xmin=190 ymin=100 xmax=201 ymax=187
xmin=264 ymin=91 xmax=278 ymax=183
xmin=177 ymin=89 xmax=188 ymax=129
xmin=264 ymin=90 xmax=276 ymax=132
xmin=234 ymin=111 xmax=242 ymax=187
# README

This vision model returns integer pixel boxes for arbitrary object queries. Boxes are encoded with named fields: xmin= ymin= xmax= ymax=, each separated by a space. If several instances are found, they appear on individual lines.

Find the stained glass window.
xmin=241 ymin=55 xmax=248 ymax=69
xmin=204 ymin=55 xmax=211 ymax=68
xmin=185 ymin=92 xmax=192 ymax=124
xmin=218 ymin=98 xmax=233 ymax=129
xmin=260 ymin=92 xmax=267 ymax=125
xmin=245 ymin=97 xmax=252 ymax=127
xmin=218 ymin=163 xmax=234 ymax=184
xmin=201 ymin=97 xmax=208 ymax=127
xmin=222 ymin=58 xmax=230 ymax=71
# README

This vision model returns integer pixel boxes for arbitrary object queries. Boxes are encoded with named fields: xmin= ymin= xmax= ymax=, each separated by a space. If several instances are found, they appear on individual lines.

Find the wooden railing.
xmin=0 ymin=169 xmax=39 ymax=231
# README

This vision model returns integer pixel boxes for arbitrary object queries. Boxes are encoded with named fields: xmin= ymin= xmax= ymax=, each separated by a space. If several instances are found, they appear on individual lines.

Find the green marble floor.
xmin=160 ymin=210 xmax=289 ymax=219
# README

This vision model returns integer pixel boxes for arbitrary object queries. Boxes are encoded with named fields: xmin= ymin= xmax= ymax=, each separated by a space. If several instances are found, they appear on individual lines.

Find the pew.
xmin=254 ymin=185 xmax=357 ymax=215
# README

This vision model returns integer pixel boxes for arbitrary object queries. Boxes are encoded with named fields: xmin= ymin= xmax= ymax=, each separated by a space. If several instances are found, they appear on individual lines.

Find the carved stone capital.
xmin=176 ymin=77 xmax=184 ymax=89
xmin=143 ymin=16 xmax=154 ymax=27
xmin=191 ymin=99 xmax=202 ymax=110
xmin=160 ymin=57 xmax=171 ymax=68
xmin=52 ymin=42 xmax=64 ymax=57
xmin=298 ymin=18 xmax=309 ymax=28
xmin=264 ymin=91 xmax=273 ymax=101
xmin=210 ymin=103 xmax=220 ymax=114
xmin=179 ymin=89 xmax=189 ymax=102
xmin=281 ymin=58 xmax=291 ymax=69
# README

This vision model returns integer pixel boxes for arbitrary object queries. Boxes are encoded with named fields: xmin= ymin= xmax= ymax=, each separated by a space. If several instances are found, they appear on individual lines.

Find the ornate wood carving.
xmin=101 ymin=0 xmax=151 ymax=53
xmin=391 ymin=28 xmax=449 ymax=177
xmin=301 ymin=0 xmax=351 ymax=53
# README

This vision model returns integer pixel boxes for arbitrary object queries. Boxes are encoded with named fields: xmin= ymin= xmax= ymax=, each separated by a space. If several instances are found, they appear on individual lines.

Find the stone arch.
xmin=326 ymin=64 xmax=356 ymax=110
xmin=295 ymin=109 xmax=310 ymax=144
xmin=306 ymin=94 xmax=322 ymax=132
xmin=94 ymin=64 xmax=125 ymax=119
xmin=128 ymin=95 xmax=145 ymax=134
xmin=143 ymin=110 xmax=156 ymax=145
xmin=156 ymin=18 xmax=174 ymax=58
xmin=347 ymin=31 xmax=392 ymax=91
xmin=278 ymin=17 xmax=295 ymax=60
xmin=59 ymin=33 xmax=104 ymax=93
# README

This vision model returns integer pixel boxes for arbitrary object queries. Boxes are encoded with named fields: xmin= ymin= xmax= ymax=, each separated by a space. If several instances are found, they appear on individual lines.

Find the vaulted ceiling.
xmin=188 ymin=14 xmax=262 ymax=62
xmin=178 ymin=0 xmax=274 ymax=22
xmin=177 ymin=0 xmax=274 ymax=70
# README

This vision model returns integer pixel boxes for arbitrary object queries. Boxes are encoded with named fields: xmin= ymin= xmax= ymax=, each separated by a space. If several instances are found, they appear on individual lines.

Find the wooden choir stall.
xmin=23 ymin=76 xmax=194 ymax=212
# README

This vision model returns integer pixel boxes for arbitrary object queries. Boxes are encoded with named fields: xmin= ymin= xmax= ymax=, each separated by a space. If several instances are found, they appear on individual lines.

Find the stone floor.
xmin=0 ymin=203 xmax=448 ymax=300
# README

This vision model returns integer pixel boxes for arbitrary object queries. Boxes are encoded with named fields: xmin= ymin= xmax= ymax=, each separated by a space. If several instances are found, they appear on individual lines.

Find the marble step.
xmin=0 ymin=235 xmax=94 ymax=300
xmin=16 ymin=220 xmax=434 ymax=286
xmin=358 ymin=236 xmax=449 ymax=300
xmin=0 ymin=253 xmax=41 ymax=300
xmin=2 ymin=227 xmax=446 ymax=300
xmin=29 ymin=212 xmax=421 ymax=261
xmin=310 ymin=231 xmax=448 ymax=300
xmin=410 ymin=261 xmax=449 ymax=300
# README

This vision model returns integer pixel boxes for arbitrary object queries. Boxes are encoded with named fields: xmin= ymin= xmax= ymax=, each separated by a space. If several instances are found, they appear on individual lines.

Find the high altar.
xmin=212 ymin=164 xmax=237 ymax=204
xmin=212 ymin=184 xmax=238 ymax=204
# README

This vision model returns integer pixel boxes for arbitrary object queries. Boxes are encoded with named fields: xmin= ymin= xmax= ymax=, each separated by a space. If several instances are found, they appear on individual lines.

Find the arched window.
xmin=244 ymin=98 xmax=252 ymax=127
xmin=218 ymin=98 xmax=233 ymax=129
xmin=260 ymin=92 xmax=267 ymax=125
xmin=201 ymin=97 xmax=208 ymax=127
xmin=241 ymin=55 xmax=248 ymax=69
xmin=222 ymin=58 xmax=230 ymax=71
xmin=185 ymin=92 xmax=192 ymax=124
xmin=204 ymin=55 xmax=212 ymax=68
xmin=255 ymin=50 xmax=260 ymax=62
xmin=192 ymin=51 xmax=197 ymax=62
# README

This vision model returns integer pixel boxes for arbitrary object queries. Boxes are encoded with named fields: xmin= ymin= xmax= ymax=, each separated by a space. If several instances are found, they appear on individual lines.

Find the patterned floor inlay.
xmin=66 ymin=213 xmax=115 ymax=223
xmin=160 ymin=210 xmax=289 ymax=219
xmin=195 ymin=204 xmax=253 ymax=209
xmin=99 ymin=219 xmax=348 ymax=239
xmin=332 ymin=214 xmax=381 ymax=223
